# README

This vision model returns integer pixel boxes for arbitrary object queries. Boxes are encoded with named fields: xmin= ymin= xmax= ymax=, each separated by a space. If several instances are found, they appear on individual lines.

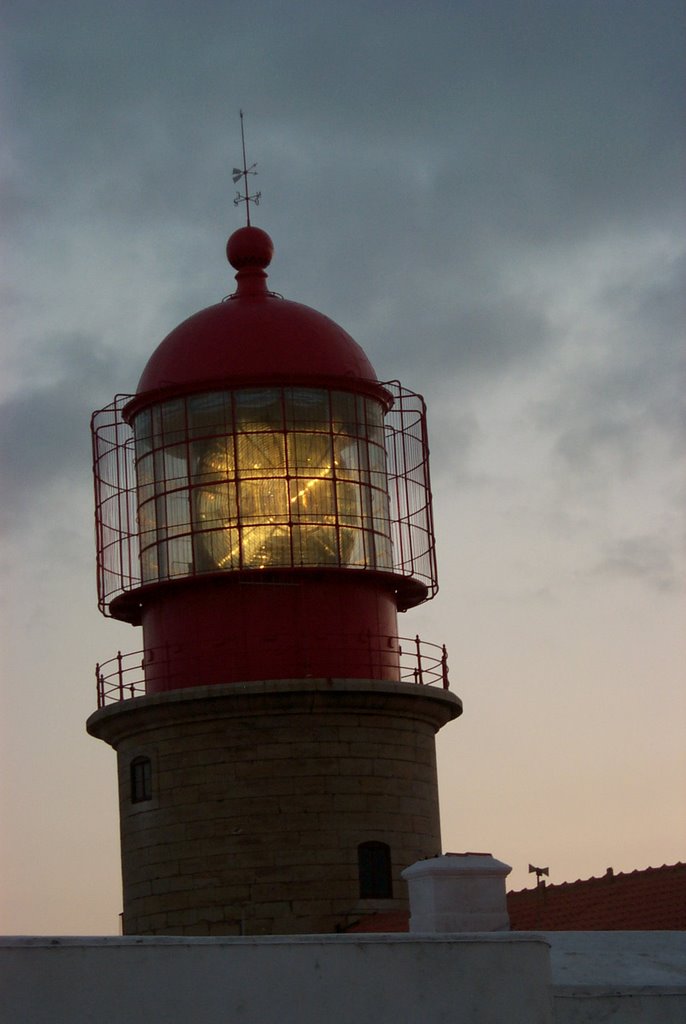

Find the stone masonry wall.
xmin=87 ymin=679 xmax=461 ymax=936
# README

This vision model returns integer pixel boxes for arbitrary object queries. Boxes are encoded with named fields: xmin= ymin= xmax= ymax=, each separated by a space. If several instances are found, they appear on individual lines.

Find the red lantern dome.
xmin=133 ymin=227 xmax=379 ymax=404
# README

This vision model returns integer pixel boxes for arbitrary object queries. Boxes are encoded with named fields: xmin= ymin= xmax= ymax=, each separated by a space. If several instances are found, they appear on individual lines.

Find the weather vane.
xmin=232 ymin=110 xmax=261 ymax=226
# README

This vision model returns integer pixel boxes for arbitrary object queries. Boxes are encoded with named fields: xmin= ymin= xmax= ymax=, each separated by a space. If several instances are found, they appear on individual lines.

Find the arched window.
xmin=130 ymin=756 xmax=152 ymax=803
xmin=358 ymin=841 xmax=392 ymax=898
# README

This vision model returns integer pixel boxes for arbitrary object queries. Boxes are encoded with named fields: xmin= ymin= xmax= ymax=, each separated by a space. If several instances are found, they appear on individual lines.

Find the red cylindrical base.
xmin=140 ymin=573 xmax=400 ymax=693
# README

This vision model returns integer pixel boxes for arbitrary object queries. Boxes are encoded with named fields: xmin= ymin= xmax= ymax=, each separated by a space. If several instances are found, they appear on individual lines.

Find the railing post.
xmin=441 ymin=644 xmax=449 ymax=689
xmin=95 ymin=662 xmax=102 ymax=708
xmin=414 ymin=635 xmax=424 ymax=685
xmin=117 ymin=650 xmax=124 ymax=702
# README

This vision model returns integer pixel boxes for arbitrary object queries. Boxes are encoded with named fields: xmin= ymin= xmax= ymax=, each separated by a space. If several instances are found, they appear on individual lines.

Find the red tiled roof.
xmin=346 ymin=863 xmax=686 ymax=933
xmin=507 ymin=863 xmax=686 ymax=931
xmin=346 ymin=910 xmax=409 ymax=933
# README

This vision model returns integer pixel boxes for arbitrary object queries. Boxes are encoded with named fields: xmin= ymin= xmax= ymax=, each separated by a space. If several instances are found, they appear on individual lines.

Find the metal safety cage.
xmin=91 ymin=382 xmax=438 ymax=616
xmin=383 ymin=381 xmax=438 ymax=601
xmin=91 ymin=394 xmax=138 ymax=613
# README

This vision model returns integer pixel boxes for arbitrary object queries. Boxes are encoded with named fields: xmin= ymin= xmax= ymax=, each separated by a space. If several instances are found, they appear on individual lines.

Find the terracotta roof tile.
xmin=507 ymin=863 xmax=686 ymax=931
xmin=345 ymin=911 xmax=409 ymax=933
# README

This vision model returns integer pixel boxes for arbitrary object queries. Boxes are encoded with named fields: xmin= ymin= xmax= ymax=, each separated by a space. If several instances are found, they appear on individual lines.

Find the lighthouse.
xmin=88 ymin=181 xmax=462 ymax=935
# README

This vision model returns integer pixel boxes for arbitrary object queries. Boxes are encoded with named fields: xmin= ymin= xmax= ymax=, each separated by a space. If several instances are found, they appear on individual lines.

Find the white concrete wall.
xmin=2 ymin=932 xmax=684 ymax=1024
xmin=0 ymin=934 xmax=552 ymax=1024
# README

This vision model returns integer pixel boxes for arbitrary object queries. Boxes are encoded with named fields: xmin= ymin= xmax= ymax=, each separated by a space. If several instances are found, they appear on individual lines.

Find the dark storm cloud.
xmin=4 ymin=0 xmax=682 ymax=239
xmin=2 ymin=0 xmax=683 ymax=517
xmin=537 ymin=247 xmax=685 ymax=480
xmin=0 ymin=335 xmax=137 ymax=531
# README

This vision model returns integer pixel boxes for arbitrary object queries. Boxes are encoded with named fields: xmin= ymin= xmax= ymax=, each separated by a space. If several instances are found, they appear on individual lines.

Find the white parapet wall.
xmin=2 ymin=931 xmax=684 ymax=1024
xmin=0 ymin=934 xmax=553 ymax=1024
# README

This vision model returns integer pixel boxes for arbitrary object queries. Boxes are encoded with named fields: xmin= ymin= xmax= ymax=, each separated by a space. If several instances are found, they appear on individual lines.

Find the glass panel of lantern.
xmin=132 ymin=388 xmax=393 ymax=581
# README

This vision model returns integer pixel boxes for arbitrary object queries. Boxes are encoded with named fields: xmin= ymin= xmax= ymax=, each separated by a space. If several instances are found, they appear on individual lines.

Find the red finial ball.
xmin=226 ymin=226 xmax=274 ymax=270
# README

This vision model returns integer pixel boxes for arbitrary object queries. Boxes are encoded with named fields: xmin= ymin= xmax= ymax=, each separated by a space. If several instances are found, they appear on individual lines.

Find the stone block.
xmin=184 ymin=921 xmax=210 ymax=935
xmin=137 ymin=911 xmax=168 ymax=931
xmin=278 ymin=792 xmax=331 ymax=813
xmin=166 ymin=907 xmax=203 ymax=927
xmin=182 ymin=820 xmax=216 ymax=841
xmin=288 ymin=775 xmax=332 ymax=795
xmin=207 ymin=886 xmax=252 ymax=904
xmin=321 ymin=792 xmax=361 ymax=814
xmin=371 ymin=759 xmax=411 ymax=779
xmin=290 ymin=899 xmax=335 ymax=917
xmin=127 ymin=880 xmax=152 ymax=900
xmin=151 ymin=874 xmax=209 ymax=896
xmin=208 ymin=921 xmax=242 ymax=935
xmin=315 ymin=811 xmax=368 ymax=832
xmin=250 ymin=901 xmax=292 ymax=919
xmin=336 ymin=757 xmax=374 ymax=776
xmin=235 ymin=775 xmax=296 ymax=798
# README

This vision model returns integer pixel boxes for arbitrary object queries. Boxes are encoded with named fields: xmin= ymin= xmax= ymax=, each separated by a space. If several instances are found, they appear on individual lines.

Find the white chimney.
xmin=402 ymin=853 xmax=512 ymax=932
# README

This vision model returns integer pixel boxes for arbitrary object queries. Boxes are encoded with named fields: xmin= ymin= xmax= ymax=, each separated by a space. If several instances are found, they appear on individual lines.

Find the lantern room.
xmin=92 ymin=226 xmax=441 ymax=695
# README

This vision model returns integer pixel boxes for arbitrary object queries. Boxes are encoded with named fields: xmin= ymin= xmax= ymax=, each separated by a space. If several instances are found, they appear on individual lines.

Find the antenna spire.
xmin=232 ymin=110 xmax=261 ymax=227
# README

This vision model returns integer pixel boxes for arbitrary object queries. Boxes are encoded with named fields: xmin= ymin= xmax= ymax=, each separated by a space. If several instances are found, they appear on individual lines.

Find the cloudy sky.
xmin=1 ymin=0 xmax=684 ymax=934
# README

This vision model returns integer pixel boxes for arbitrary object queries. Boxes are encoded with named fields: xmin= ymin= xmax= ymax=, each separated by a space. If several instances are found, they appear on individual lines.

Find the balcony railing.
xmin=95 ymin=634 xmax=449 ymax=707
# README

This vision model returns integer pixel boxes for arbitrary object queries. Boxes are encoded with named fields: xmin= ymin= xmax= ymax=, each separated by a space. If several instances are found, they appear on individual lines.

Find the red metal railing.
xmin=95 ymin=634 xmax=449 ymax=707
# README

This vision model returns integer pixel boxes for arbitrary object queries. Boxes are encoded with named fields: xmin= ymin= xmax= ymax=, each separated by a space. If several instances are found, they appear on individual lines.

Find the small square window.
xmin=130 ymin=756 xmax=152 ymax=803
